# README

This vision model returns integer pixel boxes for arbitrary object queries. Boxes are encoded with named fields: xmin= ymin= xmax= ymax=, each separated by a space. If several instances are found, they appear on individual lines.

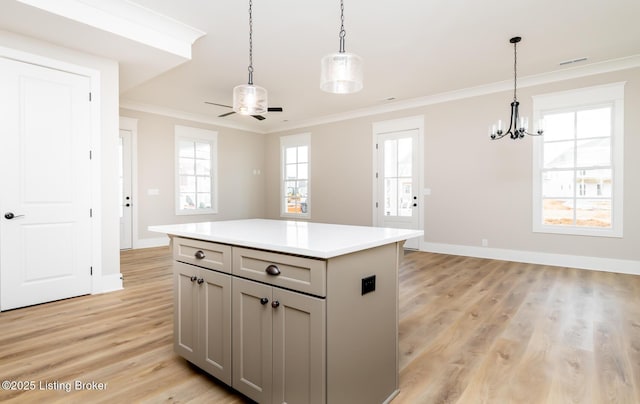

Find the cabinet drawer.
xmin=173 ymin=237 xmax=232 ymax=273
xmin=233 ymin=247 xmax=326 ymax=297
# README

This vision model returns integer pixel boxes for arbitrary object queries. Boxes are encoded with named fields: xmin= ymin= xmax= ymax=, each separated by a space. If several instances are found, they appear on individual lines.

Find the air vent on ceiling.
xmin=559 ymin=57 xmax=588 ymax=66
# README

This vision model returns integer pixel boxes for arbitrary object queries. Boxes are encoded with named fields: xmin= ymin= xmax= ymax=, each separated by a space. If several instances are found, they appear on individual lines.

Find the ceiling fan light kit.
xmin=320 ymin=0 xmax=363 ymax=94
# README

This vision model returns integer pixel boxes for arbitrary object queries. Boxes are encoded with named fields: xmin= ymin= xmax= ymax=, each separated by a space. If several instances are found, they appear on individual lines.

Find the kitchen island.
xmin=150 ymin=219 xmax=423 ymax=404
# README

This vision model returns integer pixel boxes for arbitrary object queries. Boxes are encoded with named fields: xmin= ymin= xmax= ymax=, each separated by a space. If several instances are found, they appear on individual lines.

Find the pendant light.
xmin=233 ymin=0 xmax=267 ymax=115
xmin=489 ymin=37 xmax=543 ymax=140
xmin=320 ymin=0 xmax=363 ymax=94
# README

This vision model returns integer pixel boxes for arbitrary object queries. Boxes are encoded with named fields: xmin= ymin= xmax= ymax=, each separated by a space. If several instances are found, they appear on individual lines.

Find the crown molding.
xmin=16 ymin=0 xmax=205 ymax=59
xmin=267 ymin=54 xmax=640 ymax=133
xmin=121 ymin=55 xmax=640 ymax=135
xmin=120 ymin=99 xmax=265 ymax=134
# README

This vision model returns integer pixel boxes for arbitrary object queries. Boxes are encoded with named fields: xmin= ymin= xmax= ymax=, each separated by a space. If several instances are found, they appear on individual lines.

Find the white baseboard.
xmin=134 ymin=236 xmax=170 ymax=249
xmin=97 ymin=273 xmax=124 ymax=293
xmin=420 ymin=242 xmax=640 ymax=276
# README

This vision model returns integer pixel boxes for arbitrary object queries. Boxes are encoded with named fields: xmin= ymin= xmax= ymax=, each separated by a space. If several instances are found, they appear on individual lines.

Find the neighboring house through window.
xmin=175 ymin=125 xmax=218 ymax=215
xmin=281 ymin=133 xmax=310 ymax=218
xmin=532 ymin=82 xmax=624 ymax=237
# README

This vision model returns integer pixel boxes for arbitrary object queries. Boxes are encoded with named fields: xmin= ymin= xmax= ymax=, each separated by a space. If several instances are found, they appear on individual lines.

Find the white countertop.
xmin=149 ymin=219 xmax=423 ymax=259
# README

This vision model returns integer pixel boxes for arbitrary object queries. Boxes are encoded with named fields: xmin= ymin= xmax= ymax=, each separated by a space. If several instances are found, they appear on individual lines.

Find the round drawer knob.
xmin=194 ymin=250 xmax=206 ymax=259
xmin=260 ymin=297 xmax=269 ymax=305
xmin=271 ymin=300 xmax=280 ymax=308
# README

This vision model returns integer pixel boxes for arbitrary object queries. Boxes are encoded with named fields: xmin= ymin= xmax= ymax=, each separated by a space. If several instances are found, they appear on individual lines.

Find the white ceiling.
xmin=2 ymin=0 xmax=640 ymax=133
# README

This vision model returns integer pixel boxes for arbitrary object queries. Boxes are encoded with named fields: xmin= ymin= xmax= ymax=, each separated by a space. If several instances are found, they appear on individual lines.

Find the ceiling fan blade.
xmin=218 ymin=111 xmax=236 ymax=118
xmin=205 ymin=101 xmax=233 ymax=108
xmin=252 ymin=115 xmax=266 ymax=120
xmin=267 ymin=107 xmax=283 ymax=112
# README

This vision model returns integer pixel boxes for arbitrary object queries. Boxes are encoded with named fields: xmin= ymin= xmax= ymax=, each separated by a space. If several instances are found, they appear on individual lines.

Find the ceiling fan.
xmin=204 ymin=102 xmax=283 ymax=121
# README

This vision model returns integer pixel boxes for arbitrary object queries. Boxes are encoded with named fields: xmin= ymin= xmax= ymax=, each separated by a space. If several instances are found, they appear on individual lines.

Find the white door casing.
xmin=0 ymin=57 xmax=92 ymax=311
xmin=119 ymin=129 xmax=132 ymax=249
xmin=373 ymin=116 xmax=424 ymax=250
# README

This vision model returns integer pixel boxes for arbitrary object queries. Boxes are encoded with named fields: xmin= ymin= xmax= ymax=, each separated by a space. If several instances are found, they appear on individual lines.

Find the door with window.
xmin=375 ymin=128 xmax=421 ymax=249
xmin=0 ymin=57 xmax=92 ymax=310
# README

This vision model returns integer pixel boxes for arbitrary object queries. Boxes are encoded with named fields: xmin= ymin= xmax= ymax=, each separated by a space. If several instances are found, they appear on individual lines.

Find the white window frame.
xmin=280 ymin=133 xmax=311 ymax=219
xmin=174 ymin=125 xmax=218 ymax=215
xmin=532 ymin=82 xmax=624 ymax=237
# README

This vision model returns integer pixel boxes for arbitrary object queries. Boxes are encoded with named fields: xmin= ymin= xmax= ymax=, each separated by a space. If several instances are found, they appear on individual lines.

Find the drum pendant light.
xmin=320 ymin=0 xmax=363 ymax=94
xmin=233 ymin=0 xmax=268 ymax=115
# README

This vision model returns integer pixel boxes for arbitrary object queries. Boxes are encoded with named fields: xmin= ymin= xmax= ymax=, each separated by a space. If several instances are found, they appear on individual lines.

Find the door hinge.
xmin=376 ymin=202 xmax=379 ymax=208
xmin=90 ymin=208 xmax=93 ymax=218
xmin=376 ymin=143 xmax=378 ymax=150
xmin=90 ymin=266 xmax=93 ymax=275
xmin=375 ymin=172 xmax=378 ymax=179
xmin=89 ymin=92 xmax=92 ymax=102
xmin=89 ymin=150 xmax=92 ymax=160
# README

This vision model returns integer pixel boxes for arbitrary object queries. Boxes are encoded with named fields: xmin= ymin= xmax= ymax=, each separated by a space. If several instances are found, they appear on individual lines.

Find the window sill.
xmin=532 ymin=224 xmax=622 ymax=238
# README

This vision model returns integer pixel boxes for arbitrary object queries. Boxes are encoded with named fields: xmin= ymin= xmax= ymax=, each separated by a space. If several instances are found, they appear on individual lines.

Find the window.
xmin=175 ymin=125 xmax=218 ymax=215
xmin=532 ymin=82 xmax=624 ymax=237
xmin=281 ymin=133 xmax=310 ymax=218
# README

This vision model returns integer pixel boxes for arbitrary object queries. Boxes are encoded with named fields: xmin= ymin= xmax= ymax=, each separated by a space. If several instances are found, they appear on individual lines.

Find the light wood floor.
xmin=1 ymin=248 xmax=639 ymax=403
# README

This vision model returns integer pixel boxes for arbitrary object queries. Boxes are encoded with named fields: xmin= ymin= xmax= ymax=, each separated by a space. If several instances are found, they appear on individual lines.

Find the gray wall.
xmin=127 ymin=67 xmax=639 ymax=264
xmin=120 ymin=109 xmax=266 ymax=240
xmin=263 ymin=67 xmax=640 ymax=262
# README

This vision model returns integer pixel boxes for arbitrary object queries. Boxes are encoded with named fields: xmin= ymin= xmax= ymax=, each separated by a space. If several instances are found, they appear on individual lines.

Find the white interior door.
xmin=0 ymin=57 xmax=92 ymax=311
xmin=119 ymin=129 xmax=132 ymax=249
xmin=376 ymin=129 xmax=421 ymax=249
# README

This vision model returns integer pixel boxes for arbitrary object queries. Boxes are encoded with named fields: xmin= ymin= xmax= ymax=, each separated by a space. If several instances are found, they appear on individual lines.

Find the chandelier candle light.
xmin=490 ymin=36 xmax=543 ymax=140
xmin=233 ymin=0 xmax=267 ymax=115
xmin=320 ymin=0 xmax=363 ymax=94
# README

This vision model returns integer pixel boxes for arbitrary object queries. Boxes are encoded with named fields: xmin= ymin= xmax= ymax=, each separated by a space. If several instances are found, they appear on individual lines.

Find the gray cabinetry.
xmin=232 ymin=277 xmax=325 ymax=403
xmin=170 ymin=236 xmax=401 ymax=404
xmin=173 ymin=240 xmax=232 ymax=385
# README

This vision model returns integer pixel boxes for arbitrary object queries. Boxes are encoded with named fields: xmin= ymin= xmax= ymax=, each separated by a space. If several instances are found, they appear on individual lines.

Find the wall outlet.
xmin=481 ymin=238 xmax=489 ymax=247
xmin=361 ymin=275 xmax=376 ymax=295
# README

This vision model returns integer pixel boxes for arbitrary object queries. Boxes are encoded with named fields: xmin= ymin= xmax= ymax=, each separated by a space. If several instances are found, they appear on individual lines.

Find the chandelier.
xmin=490 ymin=37 xmax=543 ymax=140
xmin=320 ymin=0 xmax=363 ymax=94
xmin=233 ymin=0 xmax=268 ymax=115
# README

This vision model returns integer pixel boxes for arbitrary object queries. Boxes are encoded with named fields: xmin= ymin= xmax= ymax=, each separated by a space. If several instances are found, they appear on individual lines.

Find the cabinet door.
xmin=173 ymin=262 xmax=199 ymax=364
xmin=272 ymin=288 xmax=326 ymax=404
xmin=232 ymin=278 xmax=273 ymax=403
xmin=199 ymin=268 xmax=232 ymax=385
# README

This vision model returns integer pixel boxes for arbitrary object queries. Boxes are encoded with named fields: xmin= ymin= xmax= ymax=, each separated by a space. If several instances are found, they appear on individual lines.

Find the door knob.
xmin=197 ymin=278 xmax=204 ymax=284
xmin=190 ymin=276 xmax=198 ymax=282
xmin=4 ymin=212 xmax=25 ymax=220
xmin=271 ymin=300 xmax=280 ymax=308
xmin=260 ymin=297 xmax=269 ymax=305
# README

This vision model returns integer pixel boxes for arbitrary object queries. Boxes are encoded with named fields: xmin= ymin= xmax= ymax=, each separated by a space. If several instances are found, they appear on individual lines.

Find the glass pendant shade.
xmin=232 ymin=84 xmax=267 ymax=115
xmin=320 ymin=52 xmax=363 ymax=94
